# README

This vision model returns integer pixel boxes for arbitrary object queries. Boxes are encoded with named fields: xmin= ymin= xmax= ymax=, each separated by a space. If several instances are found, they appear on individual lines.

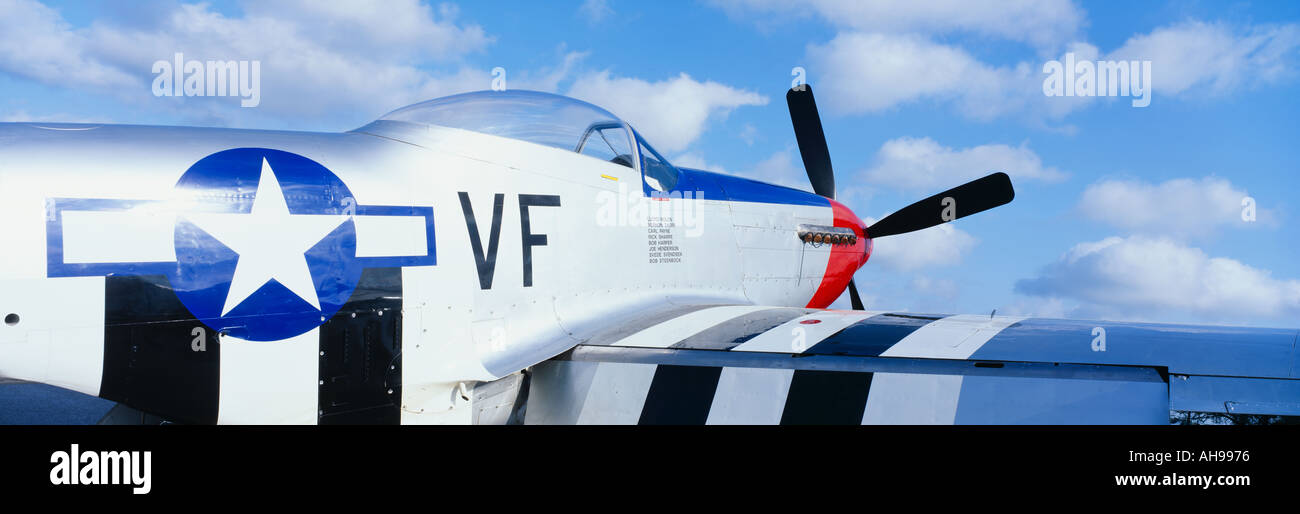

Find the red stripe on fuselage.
xmin=805 ymin=199 xmax=871 ymax=308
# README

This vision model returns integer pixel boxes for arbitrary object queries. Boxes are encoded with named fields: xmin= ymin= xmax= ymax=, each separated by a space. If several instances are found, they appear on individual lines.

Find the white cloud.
xmin=567 ymin=71 xmax=767 ymax=153
xmin=1108 ymin=21 xmax=1300 ymax=97
xmin=747 ymin=148 xmax=811 ymax=192
xmin=999 ymin=297 xmax=1070 ymax=319
xmin=0 ymin=0 xmax=762 ymax=148
xmin=910 ymin=275 xmax=958 ymax=300
xmin=863 ymin=215 xmax=978 ymax=271
xmin=239 ymin=1 xmax=490 ymax=61
xmin=578 ymin=0 xmax=614 ymax=23
xmin=0 ymin=0 xmax=495 ymax=127
xmin=0 ymin=0 xmax=138 ymax=88
xmin=862 ymin=136 xmax=1066 ymax=190
xmin=671 ymin=152 xmax=727 ymax=173
xmin=711 ymin=0 xmax=1085 ymax=49
xmin=738 ymin=123 xmax=759 ymax=146
xmin=804 ymin=32 xmax=1092 ymax=121
xmin=1015 ymin=236 xmax=1300 ymax=323
xmin=808 ymin=32 xmax=1018 ymax=118
xmin=800 ymin=19 xmax=1299 ymax=122
xmin=1077 ymin=177 xmax=1264 ymax=239
xmin=512 ymin=50 xmax=589 ymax=93
xmin=711 ymin=0 xmax=1300 ymax=122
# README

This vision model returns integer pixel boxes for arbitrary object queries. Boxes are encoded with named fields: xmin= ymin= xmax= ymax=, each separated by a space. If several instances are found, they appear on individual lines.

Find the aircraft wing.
xmin=522 ymin=306 xmax=1300 ymax=424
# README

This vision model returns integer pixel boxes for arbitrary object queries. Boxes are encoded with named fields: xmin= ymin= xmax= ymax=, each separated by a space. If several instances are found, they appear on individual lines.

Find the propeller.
xmin=786 ymin=86 xmax=835 ymax=198
xmin=865 ymin=172 xmax=1014 ymax=239
xmin=845 ymin=278 xmax=865 ymax=311
xmin=785 ymin=85 xmax=1015 ymax=311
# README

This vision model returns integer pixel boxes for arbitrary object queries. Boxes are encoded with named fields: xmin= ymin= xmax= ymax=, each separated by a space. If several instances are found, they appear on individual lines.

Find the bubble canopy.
xmin=379 ymin=90 xmax=616 ymax=151
xmin=367 ymin=90 xmax=679 ymax=191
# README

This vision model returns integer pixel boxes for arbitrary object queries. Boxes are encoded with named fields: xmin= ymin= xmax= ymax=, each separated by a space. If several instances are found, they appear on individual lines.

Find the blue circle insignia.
xmin=170 ymin=148 xmax=363 ymax=341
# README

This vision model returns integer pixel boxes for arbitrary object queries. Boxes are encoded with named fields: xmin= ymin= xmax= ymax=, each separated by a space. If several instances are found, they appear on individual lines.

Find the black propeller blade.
xmin=866 ymin=172 xmax=1014 ymax=239
xmin=786 ymin=86 xmax=835 ymax=198
xmin=847 ymin=280 xmax=865 ymax=310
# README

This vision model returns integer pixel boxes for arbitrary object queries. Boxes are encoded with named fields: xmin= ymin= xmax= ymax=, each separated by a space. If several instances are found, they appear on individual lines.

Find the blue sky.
xmin=2 ymin=0 xmax=1297 ymax=327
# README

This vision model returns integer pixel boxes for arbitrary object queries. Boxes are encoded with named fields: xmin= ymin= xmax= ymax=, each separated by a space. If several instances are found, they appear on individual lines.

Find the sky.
xmin=1 ymin=0 xmax=1297 ymax=328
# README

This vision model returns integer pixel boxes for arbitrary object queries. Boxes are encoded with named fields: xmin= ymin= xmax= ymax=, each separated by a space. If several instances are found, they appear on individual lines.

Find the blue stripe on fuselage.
xmin=675 ymin=167 xmax=828 ymax=207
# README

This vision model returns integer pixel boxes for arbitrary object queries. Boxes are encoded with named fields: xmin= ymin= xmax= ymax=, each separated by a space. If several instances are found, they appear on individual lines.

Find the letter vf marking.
xmin=460 ymin=192 xmax=562 ymax=289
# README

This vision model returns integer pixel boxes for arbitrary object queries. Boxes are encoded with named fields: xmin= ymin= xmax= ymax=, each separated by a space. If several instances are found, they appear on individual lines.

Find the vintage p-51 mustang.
xmin=1 ymin=86 xmax=1296 ymax=424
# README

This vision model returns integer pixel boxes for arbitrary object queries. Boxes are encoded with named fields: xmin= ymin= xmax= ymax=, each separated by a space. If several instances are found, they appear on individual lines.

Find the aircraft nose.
xmin=827 ymin=198 xmax=870 ymax=270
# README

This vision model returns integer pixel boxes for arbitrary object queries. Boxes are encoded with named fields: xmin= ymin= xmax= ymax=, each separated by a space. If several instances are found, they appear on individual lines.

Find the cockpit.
xmin=367 ymin=90 xmax=679 ymax=192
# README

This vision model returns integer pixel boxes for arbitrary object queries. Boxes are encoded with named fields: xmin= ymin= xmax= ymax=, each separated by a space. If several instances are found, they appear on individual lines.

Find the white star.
xmin=184 ymin=158 xmax=350 ymax=316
